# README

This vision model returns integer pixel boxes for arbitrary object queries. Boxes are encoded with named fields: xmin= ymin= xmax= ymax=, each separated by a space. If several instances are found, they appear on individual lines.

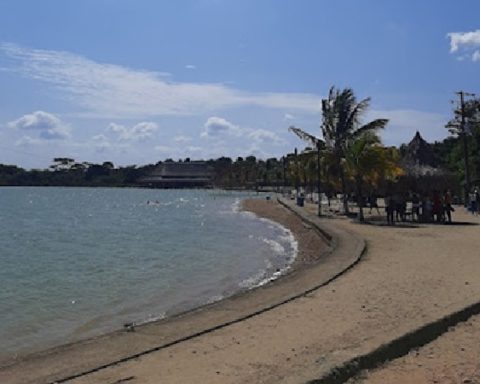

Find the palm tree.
xmin=289 ymin=86 xmax=388 ymax=214
xmin=344 ymin=132 xmax=404 ymax=222
xmin=321 ymin=87 xmax=389 ymax=213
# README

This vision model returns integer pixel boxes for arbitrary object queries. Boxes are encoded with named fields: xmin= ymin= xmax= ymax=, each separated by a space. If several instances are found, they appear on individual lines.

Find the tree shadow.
xmin=443 ymin=221 xmax=479 ymax=226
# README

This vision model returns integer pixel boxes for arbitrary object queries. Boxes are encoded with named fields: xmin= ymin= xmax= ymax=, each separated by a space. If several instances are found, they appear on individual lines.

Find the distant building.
xmin=401 ymin=131 xmax=440 ymax=176
xmin=138 ymin=161 xmax=213 ymax=188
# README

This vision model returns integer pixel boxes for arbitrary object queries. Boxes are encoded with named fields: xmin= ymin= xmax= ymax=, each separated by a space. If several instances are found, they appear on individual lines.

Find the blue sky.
xmin=1 ymin=0 xmax=479 ymax=169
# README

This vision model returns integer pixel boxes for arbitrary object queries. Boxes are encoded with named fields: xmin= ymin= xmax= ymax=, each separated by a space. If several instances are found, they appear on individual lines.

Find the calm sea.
xmin=0 ymin=187 xmax=297 ymax=361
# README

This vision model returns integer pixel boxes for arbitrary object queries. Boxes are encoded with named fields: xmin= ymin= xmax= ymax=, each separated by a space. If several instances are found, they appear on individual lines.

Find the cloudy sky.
xmin=1 ymin=0 xmax=479 ymax=169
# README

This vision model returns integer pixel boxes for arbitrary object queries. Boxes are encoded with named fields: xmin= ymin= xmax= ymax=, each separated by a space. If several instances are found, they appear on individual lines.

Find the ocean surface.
xmin=0 ymin=187 xmax=297 ymax=361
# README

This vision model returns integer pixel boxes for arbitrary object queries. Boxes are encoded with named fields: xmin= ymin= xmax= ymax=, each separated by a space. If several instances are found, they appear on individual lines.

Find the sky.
xmin=1 ymin=0 xmax=480 ymax=169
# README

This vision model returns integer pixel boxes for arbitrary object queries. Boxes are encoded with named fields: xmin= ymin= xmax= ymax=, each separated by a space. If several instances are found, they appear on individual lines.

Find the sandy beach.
xmin=2 ymin=197 xmax=480 ymax=384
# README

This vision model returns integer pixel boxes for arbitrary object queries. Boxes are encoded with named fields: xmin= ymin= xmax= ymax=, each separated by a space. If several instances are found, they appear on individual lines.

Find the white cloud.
xmin=447 ymin=30 xmax=480 ymax=62
xmin=0 ymin=43 xmax=322 ymax=118
xmin=284 ymin=113 xmax=295 ymax=120
xmin=247 ymin=129 xmax=286 ymax=145
xmin=201 ymin=116 xmax=286 ymax=150
xmin=8 ymin=110 xmax=70 ymax=140
xmin=185 ymin=64 xmax=196 ymax=70
xmin=448 ymin=30 xmax=480 ymax=52
xmin=201 ymin=116 xmax=241 ymax=137
xmin=108 ymin=121 xmax=158 ymax=141
xmin=173 ymin=135 xmax=192 ymax=143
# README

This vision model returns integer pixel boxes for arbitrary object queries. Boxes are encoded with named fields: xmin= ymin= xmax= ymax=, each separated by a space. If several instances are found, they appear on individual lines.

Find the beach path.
xmin=4 ymin=199 xmax=480 ymax=384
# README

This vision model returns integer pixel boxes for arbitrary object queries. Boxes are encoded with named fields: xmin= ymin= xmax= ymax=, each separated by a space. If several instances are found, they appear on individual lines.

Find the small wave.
xmin=205 ymin=294 xmax=224 ymax=304
xmin=261 ymin=238 xmax=286 ymax=255
xmin=239 ymin=269 xmax=268 ymax=289
xmin=238 ymin=263 xmax=292 ymax=290
xmin=280 ymin=231 xmax=298 ymax=257
xmin=231 ymin=198 xmax=241 ymax=213
xmin=135 ymin=311 xmax=167 ymax=326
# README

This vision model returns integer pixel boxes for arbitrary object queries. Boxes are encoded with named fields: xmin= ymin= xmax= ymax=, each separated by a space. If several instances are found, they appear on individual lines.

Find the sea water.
xmin=0 ymin=187 xmax=297 ymax=361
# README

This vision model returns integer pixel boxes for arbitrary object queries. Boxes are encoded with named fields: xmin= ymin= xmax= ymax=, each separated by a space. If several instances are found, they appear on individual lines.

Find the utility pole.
xmin=316 ymin=142 xmax=322 ymax=217
xmin=294 ymin=147 xmax=299 ymax=196
xmin=456 ymin=91 xmax=475 ymax=204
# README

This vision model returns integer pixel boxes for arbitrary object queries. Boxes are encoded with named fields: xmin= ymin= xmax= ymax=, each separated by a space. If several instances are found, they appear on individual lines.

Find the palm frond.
xmin=345 ymin=97 xmax=371 ymax=131
xmin=351 ymin=119 xmax=388 ymax=140
xmin=288 ymin=126 xmax=325 ymax=148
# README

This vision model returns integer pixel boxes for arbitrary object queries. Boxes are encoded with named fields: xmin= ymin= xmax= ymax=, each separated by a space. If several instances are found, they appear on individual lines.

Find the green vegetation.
xmin=289 ymin=86 xmax=392 ymax=216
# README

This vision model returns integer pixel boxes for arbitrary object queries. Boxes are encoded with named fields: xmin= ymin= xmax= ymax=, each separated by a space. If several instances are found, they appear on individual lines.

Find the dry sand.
xmin=3 ymin=198 xmax=480 ymax=384
xmin=347 ymin=313 xmax=480 ymax=384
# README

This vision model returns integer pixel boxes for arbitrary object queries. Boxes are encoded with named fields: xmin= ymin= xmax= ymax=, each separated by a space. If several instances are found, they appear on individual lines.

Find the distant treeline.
xmin=0 ymin=156 xmax=288 ymax=188
xmin=0 ymin=126 xmax=480 ymax=192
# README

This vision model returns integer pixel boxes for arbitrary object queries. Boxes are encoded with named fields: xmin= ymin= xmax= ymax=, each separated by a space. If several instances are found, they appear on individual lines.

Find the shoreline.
xmin=1 ymin=197 xmax=362 ymax=384
xmin=0 ymin=196 xmax=304 ymax=364
xmin=0 ymin=191 xmax=292 ymax=362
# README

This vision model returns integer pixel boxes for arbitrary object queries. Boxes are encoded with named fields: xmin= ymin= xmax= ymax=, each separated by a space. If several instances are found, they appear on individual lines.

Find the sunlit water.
xmin=0 ymin=187 xmax=297 ymax=360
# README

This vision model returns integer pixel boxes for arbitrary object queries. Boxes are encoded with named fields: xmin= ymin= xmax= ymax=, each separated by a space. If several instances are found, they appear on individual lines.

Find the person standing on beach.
xmin=432 ymin=190 xmax=443 ymax=222
xmin=394 ymin=193 xmax=406 ymax=222
xmin=385 ymin=194 xmax=395 ymax=225
xmin=443 ymin=189 xmax=453 ymax=223
xmin=476 ymin=188 xmax=480 ymax=215
xmin=469 ymin=188 xmax=478 ymax=215
xmin=423 ymin=194 xmax=433 ymax=222
xmin=368 ymin=192 xmax=380 ymax=215
xmin=411 ymin=192 xmax=420 ymax=222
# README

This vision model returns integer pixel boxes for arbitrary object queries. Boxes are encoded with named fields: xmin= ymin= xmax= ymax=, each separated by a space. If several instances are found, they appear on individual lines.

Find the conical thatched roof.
xmin=403 ymin=131 xmax=436 ymax=167
xmin=401 ymin=131 xmax=444 ymax=176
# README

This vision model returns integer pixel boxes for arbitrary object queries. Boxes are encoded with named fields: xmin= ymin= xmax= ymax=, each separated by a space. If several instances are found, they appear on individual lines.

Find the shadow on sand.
xmin=358 ymin=220 xmax=479 ymax=228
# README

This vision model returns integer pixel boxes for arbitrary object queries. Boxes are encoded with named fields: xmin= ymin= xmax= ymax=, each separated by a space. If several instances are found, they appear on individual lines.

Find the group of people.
xmin=381 ymin=190 xmax=454 ymax=225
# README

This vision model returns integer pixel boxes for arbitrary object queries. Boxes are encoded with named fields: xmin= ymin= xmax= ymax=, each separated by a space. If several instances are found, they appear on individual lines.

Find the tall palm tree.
xmin=321 ymin=87 xmax=388 ymax=213
xmin=289 ymin=86 xmax=388 ymax=214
